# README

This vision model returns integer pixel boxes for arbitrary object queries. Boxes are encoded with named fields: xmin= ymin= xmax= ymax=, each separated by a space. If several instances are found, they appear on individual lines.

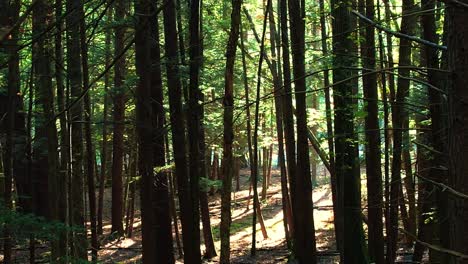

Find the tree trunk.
xmin=288 ymin=0 xmax=318 ymax=262
xmin=279 ymin=0 xmax=296 ymax=241
xmin=162 ymin=0 xmax=201 ymax=261
xmin=331 ymin=0 xmax=368 ymax=262
xmin=79 ymin=4 xmax=98 ymax=260
xmin=135 ymin=0 xmax=175 ymax=262
xmin=220 ymin=0 xmax=241 ymax=262
xmin=1 ymin=2 xmax=21 ymax=262
xmin=66 ymin=0 xmax=87 ymax=258
xmin=447 ymin=1 xmax=468 ymax=262
xmin=318 ymin=0 xmax=340 ymax=252
xmin=388 ymin=0 xmax=416 ymax=261
xmin=98 ymin=7 xmax=112 ymax=237
xmin=111 ymin=0 xmax=126 ymax=236
xmin=360 ymin=0 xmax=385 ymax=262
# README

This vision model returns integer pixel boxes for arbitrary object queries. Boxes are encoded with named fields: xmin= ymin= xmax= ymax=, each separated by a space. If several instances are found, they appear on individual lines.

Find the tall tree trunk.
xmin=188 ymin=0 xmax=203 ymax=259
xmin=162 ymin=0 xmax=200 ymax=261
xmin=417 ymin=0 xmax=446 ymax=262
xmin=388 ymin=0 xmax=416 ymax=261
xmin=220 ymin=0 xmax=241 ymax=262
xmin=360 ymin=0 xmax=384 ymax=262
xmin=151 ymin=1 xmax=175 ymax=262
xmin=54 ymin=0 xmax=69 ymax=258
xmin=111 ymin=0 xmax=126 ymax=236
xmin=318 ymin=0 xmax=340 ymax=252
xmin=268 ymin=2 xmax=292 ymax=248
xmin=447 ymin=1 xmax=468 ymax=263
xmin=331 ymin=0 xmax=368 ymax=262
xmin=279 ymin=0 xmax=296 ymax=240
xmin=98 ymin=8 xmax=112 ymax=237
xmin=66 ymin=0 xmax=87 ymax=258
xmin=1 ymin=1 xmax=21 ymax=261
xmin=288 ymin=0 xmax=318 ymax=262
xmin=135 ymin=1 xmax=175 ymax=262
xmin=79 ymin=5 xmax=98 ymax=260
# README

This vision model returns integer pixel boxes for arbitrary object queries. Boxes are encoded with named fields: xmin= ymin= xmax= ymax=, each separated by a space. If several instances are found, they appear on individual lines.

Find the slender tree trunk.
xmin=268 ymin=2 xmax=292 ymax=248
xmin=220 ymin=0 xmax=241 ymax=262
xmin=279 ymin=0 xmax=296 ymax=240
xmin=54 ymin=0 xmax=69 ymax=258
xmin=288 ymin=0 xmax=318 ymax=262
xmin=79 ymin=4 xmax=98 ymax=260
xmin=447 ymin=1 xmax=468 ymax=263
xmin=98 ymin=8 xmax=112 ymax=237
xmin=318 ymin=0 xmax=340 ymax=252
xmin=1 ymin=2 xmax=21 ymax=261
xmin=111 ymin=0 xmax=126 ymax=236
xmin=388 ymin=0 xmax=416 ymax=261
xmin=418 ymin=0 xmax=446 ymax=262
xmin=187 ymin=0 xmax=203 ymax=259
xmin=66 ymin=0 xmax=87 ymax=258
xmin=360 ymin=0 xmax=384 ymax=262
xmin=162 ymin=0 xmax=200 ymax=261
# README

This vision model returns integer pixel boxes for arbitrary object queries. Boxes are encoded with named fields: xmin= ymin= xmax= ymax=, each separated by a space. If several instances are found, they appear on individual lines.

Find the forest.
xmin=0 ymin=0 xmax=467 ymax=263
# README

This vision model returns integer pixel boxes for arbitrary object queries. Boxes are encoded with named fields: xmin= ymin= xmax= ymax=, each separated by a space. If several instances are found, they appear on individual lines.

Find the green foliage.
xmin=200 ymin=177 xmax=222 ymax=192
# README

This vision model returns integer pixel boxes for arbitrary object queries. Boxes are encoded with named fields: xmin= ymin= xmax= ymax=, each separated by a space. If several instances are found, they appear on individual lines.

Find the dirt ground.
xmin=98 ymin=168 xmax=340 ymax=263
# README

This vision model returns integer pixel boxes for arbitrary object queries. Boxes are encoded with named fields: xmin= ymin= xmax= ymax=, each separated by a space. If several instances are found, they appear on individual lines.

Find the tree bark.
xmin=66 ymin=0 xmax=87 ymax=258
xmin=111 ymin=0 xmax=126 ymax=236
xmin=360 ymin=0 xmax=385 ymax=262
xmin=220 ymin=0 xmax=241 ymax=262
xmin=162 ymin=0 xmax=201 ymax=261
xmin=331 ymin=0 xmax=369 ymax=262
xmin=388 ymin=0 xmax=416 ymax=261
xmin=447 ymin=1 xmax=468 ymax=262
xmin=288 ymin=0 xmax=318 ymax=262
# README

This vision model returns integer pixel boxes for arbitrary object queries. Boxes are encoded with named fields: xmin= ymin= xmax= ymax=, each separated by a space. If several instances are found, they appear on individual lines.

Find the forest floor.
xmin=98 ymin=168 xmax=340 ymax=263
xmin=6 ymin=167 xmax=417 ymax=263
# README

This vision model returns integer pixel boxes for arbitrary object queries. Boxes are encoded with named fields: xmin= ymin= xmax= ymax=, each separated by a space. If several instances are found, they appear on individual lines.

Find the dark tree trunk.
xmin=388 ymin=0 xmax=416 ymax=261
xmin=288 ymin=0 xmax=318 ymax=262
xmin=135 ymin=0 xmax=174 ymax=262
xmin=98 ymin=8 xmax=112 ymax=236
xmin=417 ymin=0 xmax=446 ymax=262
xmin=0 ymin=1 xmax=21 ymax=262
xmin=162 ymin=0 xmax=201 ymax=261
xmin=360 ymin=0 xmax=384 ymax=262
xmin=151 ymin=1 xmax=175 ymax=262
xmin=79 ymin=5 xmax=98 ymax=260
xmin=111 ymin=0 xmax=126 ymax=236
xmin=268 ymin=2 xmax=292 ymax=248
xmin=220 ymin=0 xmax=241 ymax=262
xmin=54 ymin=0 xmax=69 ymax=257
xmin=279 ymin=0 xmax=296 ymax=240
xmin=331 ymin=0 xmax=368 ymax=262
xmin=188 ymin=0 xmax=203 ymax=259
xmin=66 ymin=0 xmax=87 ymax=258
xmin=318 ymin=0 xmax=340 ymax=252
xmin=447 ymin=1 xmax=468 ymax=263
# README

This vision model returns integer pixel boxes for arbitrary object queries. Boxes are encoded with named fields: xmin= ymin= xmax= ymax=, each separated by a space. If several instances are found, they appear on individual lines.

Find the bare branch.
xmin=351 ymin=10 xmax=447 ymax=50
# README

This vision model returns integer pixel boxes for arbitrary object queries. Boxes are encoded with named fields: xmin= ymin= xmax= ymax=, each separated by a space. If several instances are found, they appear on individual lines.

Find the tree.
xmin=288 ymin=0 xmax=318 ymax=262
xmin=447 ymin=1 xmax=468 ymax=263
xmin=388 ymin=0 xmax=416 ymax=261
xmin=361 ymin=0 xmax=384 ymax=262
xmin=135 ymin=0 xmax=174 ymax=262
xmin=331 ymin=0 xmax=368 ymax=262
xmin=66 ymin=0 xmax=87 ymax=258
xmin=162 ymin=0 xmax=201 ymax=261
xmin=220 ymin=0 xmax=241 ymax=262
xmin=111 ymin=0 xmax=126 ymax=236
